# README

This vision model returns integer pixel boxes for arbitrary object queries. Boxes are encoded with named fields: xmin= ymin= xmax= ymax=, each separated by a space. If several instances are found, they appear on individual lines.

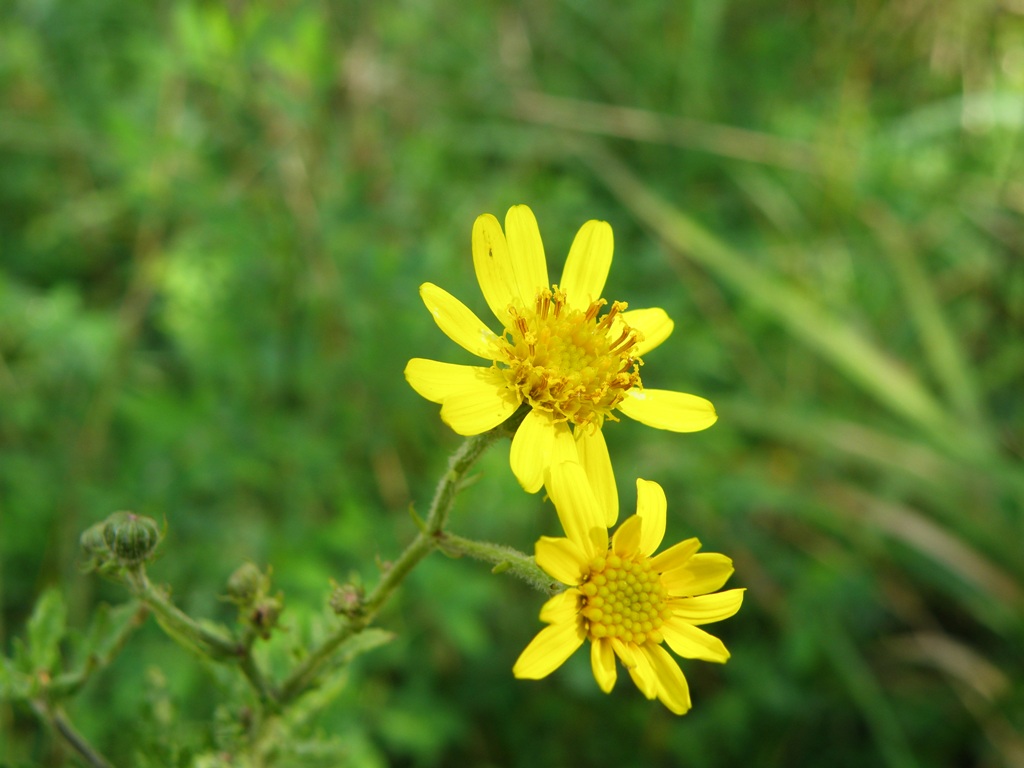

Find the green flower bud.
xmin=329 ymin=581 xmax=364 ymax=618
xmin=249 ymin=594 xmax=283 ymax=638
xmin=79 ymin=521 xmax=114 ymax=573
xmin=226 ymin=563 xmax=268 ymax=605
xmin=80 ymin=522 xmax=111 ymax=559
xmin=102 ymin=511 xmax=161 ymax=566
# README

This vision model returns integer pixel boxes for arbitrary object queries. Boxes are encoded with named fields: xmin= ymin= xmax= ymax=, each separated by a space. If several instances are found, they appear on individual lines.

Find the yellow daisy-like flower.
xmin=513 ymin=462 xmax=743 ymax=715
xmin=404 ymin=205 xmax=717 ymax=522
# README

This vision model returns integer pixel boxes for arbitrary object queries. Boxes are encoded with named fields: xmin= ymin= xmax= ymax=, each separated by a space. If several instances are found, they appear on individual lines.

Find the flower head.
xmin=513 ymin=463 xmax=743 ymax=715
xmin=405 ymin=205 xmax=717 ymax=523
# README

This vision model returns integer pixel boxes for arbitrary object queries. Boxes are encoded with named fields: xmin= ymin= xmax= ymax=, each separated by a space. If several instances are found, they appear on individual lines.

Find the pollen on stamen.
xmin=498 ymin=288 xmax=643 ymax=426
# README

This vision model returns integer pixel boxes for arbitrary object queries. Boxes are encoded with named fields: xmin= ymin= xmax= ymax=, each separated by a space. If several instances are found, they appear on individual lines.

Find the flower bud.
xmin=226 ymin=563 xmax=269 ymax=605
xmin=249 ymin=594 xmax=283 ymax=639
xmin=329 ymin=581 xmax=364 ymax=618
xmin=80 ymin=521 xmax=111 ymax=559
xmin=102 ymin=511 xmax=162 ymax=566
xmin=79 ymin=521 xmax=115 ymax=573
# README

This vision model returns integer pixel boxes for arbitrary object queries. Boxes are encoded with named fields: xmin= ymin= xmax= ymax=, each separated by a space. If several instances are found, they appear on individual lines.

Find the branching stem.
xmin=279 ymin=414 xmax=521 ymax=704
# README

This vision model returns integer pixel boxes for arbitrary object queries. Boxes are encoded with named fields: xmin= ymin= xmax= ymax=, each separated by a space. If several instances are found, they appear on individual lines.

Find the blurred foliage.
xmin=2 ymin=0 xmax=1024 ymax=765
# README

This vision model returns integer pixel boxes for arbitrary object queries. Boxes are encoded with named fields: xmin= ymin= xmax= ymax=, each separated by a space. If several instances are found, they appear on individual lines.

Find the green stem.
xmin=126 ymin=568 xmax=237 ymax=657
xmin=31 ymin=701 xmax=115 ymax=768
xmin=125 ymin=568 xmax=279 ymax=707
xmin=279 ymin=417 xmax=518 ymax=704
xmin=437 ymin=533 xmax=562 ymax=596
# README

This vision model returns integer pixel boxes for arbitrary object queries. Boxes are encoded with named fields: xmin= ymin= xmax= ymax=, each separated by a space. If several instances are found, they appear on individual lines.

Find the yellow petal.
xmin=662 ymin=553 xmax=735 ymax=597
xmin=611 ymin=514 xmax=642 ymax=558
xmin=504 ymin=205 xmax=549 ymax=302
xmin=590 ymin=638 xmax=617 ymax=693
xmin=642 ymin=643 xmax=693 ymax=715
xmin=404 ymin=358 xmax=515 ymax=426
xmin=649 ymin=537 xmax=701 ymax=573
xmin=545 ymin=461 xmax=609 ymax=557
xmin=668 ymin=588 xmax=745 ymax=626
xmin=610 ymin=636 xmax=639 ymax=670
xmin=618 ymin=388 xmax=718 ymax=432
xmin=620 ymin=307 xmax=674 ymax=356
xmin=419 ymin=282 xmax=499 ymax=359
xmin=662 ymin=617 xmax=731 ymax=663
xmin=561 ymin=219 xmax=613 ymax=310
xmin=472 ymin=212 xmax=518 ymax=324
xmin=408 ymin=362 xmax=519 ymax=435
xmin=624 ymin=643 xmax=657 ymax=699
xmin=535 ymin=537 xmax=588 ymax=586
xmin=510 ymin=410 xmax=576 ymax=493
xmin=574 ymin=425 xmax=618 ymax=526
xmin=539 ymin=588 xmax=580 ymax=624
xmin=635 ymin=478 xmax=666 ymax=557
xmin=512 ymin=616 xmax=585 ymax=680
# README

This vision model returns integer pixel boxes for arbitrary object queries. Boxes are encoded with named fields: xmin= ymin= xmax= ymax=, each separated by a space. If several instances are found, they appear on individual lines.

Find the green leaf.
xmin=83 ymin=601 xmax=145 ymax=662
xmin=0 ymin=653 xmax=31 ymax=700
xmin=27 ymin=588 xmax=66 ymax=674
xmin=287 ymin=628 xmax=394 ymax=725
xmin=336 ymin=627 xmax=393 ymax=666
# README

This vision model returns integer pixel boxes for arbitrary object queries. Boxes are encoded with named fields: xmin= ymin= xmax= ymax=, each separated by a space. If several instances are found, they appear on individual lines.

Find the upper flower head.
xmin=512 ymin=463 xmax=744 ymax=715
xmin=405 ymin=205 xmax=717 ymax=523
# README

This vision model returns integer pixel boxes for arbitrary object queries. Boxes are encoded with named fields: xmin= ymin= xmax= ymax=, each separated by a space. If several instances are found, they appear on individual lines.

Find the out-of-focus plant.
xmin=1 ymin=206 xmax=740 ymax=766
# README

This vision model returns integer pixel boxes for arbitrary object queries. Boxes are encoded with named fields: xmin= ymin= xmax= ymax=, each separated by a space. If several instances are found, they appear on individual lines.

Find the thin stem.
xmin=124 ymin=568 xmax=279 ymax=707
xmin=437 ymin=533 xmax=562 ymax=596
xmin=279 ymin=417 xmax=519 ymax=704
xmin=31 ymin=701 xmax=115 ymax=768
xmin=126 ymin=568 xmax=238 ymax=658
xmin=50 ymin=603 xmax=149 ymax=698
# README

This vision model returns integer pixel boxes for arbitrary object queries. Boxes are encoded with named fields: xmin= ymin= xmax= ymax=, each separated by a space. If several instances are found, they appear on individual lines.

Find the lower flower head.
xmin=513 ymin=464 xmax=744 ymax=715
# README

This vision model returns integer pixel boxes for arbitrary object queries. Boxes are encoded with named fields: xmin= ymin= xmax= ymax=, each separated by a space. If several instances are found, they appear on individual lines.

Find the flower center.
xmin=499 ymin=287 xmax=643 ymax=427
xmin=579 ymin=553 xmax=669 ymax=645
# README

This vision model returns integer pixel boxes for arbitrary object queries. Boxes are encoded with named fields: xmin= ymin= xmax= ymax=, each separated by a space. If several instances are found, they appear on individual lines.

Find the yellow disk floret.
xmin=579 ymin=553 xmax=668 ymax=645
xmin=500 ymin=288 xmax=643 ymax=427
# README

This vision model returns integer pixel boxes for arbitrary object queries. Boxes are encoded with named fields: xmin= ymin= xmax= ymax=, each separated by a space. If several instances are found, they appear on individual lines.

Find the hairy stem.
xmin=279 ymin=415 xmax=520 ymax=704
xmin=437 ymin=533 xmax=562 ymax=596
xmin=32 ymin=701 xmax=115 ymax=768
xmin=124 ymin=568 xmax=279 ymax=707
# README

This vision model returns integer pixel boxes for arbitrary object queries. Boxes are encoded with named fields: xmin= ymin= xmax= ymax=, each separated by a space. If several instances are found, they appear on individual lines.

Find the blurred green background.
xmin=2 ymin=0 xmax=1024 ymax=765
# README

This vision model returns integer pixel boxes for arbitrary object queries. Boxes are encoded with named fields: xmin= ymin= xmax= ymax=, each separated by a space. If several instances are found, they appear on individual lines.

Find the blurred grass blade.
xmin=588 ymin=147 xmax=986 ymax=459
xmin=864 ymin=205 xmax=988 ymax=430
xmin=889 ymin=633 xmax=1024 ymax=768
xmin=825 ymin=626 xmax=921 ymax=768
xmin=515 ymin=91 xmax=824 ymax=172
xmin=834 ymin=486 xmax=1023 ymax=631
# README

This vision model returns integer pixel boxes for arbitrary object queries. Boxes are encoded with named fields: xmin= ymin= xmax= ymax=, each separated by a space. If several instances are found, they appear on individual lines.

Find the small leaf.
xmin=337 ymin=627 xmax=393 ymax=665
xmin=0 ymin=654 xmax=31 ymax=699
xmin=408 ymin=504 xmax=427 ymax=532
xmin=85 ymin=601 xmax=145 ymax=662
xmin=27 ymin=588 xmax=66 ymax=674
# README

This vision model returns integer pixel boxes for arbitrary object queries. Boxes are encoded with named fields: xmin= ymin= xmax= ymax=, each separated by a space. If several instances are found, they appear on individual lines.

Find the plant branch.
xmin=50 ymin=603 xmax=149 ymax=698
xmin=123 ymin=568 xmax=279 ymax=707
xmin=278 ymin=413 xmax=523 ymax=704
xmin=437 ymin=533 xmax=562 ymax=596
xmin=32 ymin=701 xmax=115 ymax=768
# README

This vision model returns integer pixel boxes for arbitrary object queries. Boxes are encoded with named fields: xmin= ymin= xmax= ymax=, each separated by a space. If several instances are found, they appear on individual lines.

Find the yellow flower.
xmin=513 ymin=463 xmax=743 ymax=715
xmin=404 ymin=205 xmax=717 ymax=522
